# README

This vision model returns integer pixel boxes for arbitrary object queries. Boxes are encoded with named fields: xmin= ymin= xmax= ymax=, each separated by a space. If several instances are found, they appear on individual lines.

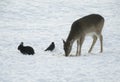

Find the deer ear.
xmin=62 ymin=39 xmax=66 ymax=44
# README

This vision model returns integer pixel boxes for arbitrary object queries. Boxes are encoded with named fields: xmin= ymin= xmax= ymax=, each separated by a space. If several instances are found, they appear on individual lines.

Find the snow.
xmin=0 ymin=0 xmax=120 ymax=82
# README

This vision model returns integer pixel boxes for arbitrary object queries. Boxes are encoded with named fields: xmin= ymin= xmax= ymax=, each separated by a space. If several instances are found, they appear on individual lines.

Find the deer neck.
xmin=66 ymin=35 xmax=75 ymax=46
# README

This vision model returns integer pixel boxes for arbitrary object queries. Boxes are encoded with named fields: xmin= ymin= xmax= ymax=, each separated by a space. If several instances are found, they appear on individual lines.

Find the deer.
xmin=63 ymin=14 xmax=104 ymax=57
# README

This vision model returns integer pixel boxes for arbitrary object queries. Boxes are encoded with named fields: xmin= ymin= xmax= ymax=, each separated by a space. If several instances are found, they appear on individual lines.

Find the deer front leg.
xmin=79 ymin=36 xmax=85 ymax=56
xmin=76 ymin=36 xmax=85 ymax=56
xmin=76 ymin=40 xmax=80 ymax=56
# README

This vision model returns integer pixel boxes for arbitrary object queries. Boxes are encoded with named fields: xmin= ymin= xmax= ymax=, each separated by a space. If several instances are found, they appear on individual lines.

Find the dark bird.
xmin=45 ymin=42 xmax=55 ymax=51
xmin=18 ymin=42 xmax=35 ymax=55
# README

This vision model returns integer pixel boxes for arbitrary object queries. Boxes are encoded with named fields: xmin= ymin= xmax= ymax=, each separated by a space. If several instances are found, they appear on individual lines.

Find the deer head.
xmin=63 ymin=39 xmax=73 ymax=56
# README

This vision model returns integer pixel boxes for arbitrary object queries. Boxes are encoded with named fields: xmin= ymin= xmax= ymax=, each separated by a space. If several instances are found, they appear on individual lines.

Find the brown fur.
xmin=63 ymin=14 xmax=104 ymax=56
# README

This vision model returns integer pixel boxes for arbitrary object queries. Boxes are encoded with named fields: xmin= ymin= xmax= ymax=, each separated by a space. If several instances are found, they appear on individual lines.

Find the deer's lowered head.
xmin=63 ymin=39 xmax=74 ymax=56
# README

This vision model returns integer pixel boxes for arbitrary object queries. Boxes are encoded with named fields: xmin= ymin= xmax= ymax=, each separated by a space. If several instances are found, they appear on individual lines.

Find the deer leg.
xmin=79 ymin=36 xmax=85 ymax=56
xmin=88 ymin=35 xmax=97 ymax=53
xmin=99 ymin=34 xmax=103 ymax=53
xmin=76 ymin=40 xmax=80 ymax=56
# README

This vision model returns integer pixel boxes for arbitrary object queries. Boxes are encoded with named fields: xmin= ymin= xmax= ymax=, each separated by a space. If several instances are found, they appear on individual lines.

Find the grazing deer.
xmin=63 ymin=14 xmax=104 ymax=56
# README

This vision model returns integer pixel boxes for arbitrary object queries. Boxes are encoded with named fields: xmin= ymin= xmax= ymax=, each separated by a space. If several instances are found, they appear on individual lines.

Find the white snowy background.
xmin=0 ymin=0 xmax=120 ymax=82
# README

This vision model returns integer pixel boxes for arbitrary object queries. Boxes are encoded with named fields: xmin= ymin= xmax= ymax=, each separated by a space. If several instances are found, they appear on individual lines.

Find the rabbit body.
xmin=18 ymin=42 xmax=35 ymax=55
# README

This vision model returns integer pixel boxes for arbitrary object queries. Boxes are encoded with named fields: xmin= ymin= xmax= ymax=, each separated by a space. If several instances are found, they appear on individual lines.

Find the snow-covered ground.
xmin=0 ymin=0 xmax=120 ymax=82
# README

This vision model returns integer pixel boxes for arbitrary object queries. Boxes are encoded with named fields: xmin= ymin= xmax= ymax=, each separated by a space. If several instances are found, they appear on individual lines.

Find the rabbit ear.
xmin=62 ymin=39 xmax=66 ymax=44
xmin=20 ymin=42 xmax=23 ymax=45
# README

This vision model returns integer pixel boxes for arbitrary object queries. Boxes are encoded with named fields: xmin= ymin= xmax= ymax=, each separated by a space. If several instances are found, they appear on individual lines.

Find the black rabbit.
xmin=18 ymin=42 xmax=35 ymax=55
xmin=45 ymin=42 xmax=55 ymax=51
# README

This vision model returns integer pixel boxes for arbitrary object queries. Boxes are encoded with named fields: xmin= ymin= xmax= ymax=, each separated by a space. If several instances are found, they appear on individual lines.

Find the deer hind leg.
xmin=99 ymin=34 xmax=103 ymax=53
xmin=88 ymin=35 xmax=97 ymax=53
